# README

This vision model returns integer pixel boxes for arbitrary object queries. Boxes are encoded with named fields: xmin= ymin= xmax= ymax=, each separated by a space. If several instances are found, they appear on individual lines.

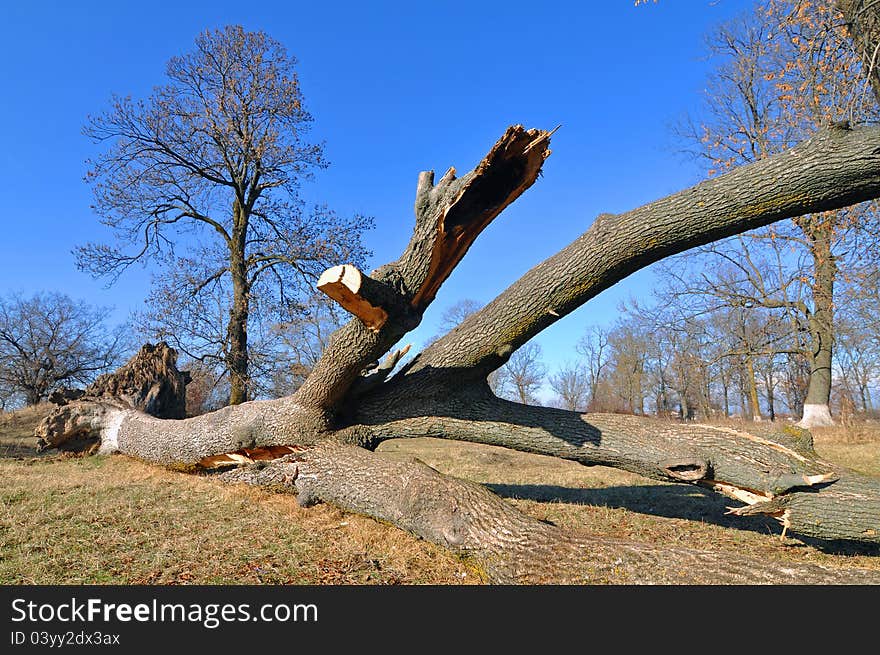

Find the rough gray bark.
xmin=353 ymin=385 xmax=880 ymax=545
xmin=291 ymin=125 xmax=552 ymax=413
xmin=220 ymin=443 xmax=880 ymax=584
xmin=405 ymin=124 xmax=880 ymax=382
xmin=798 ymin=219 xmax=837 ymax=427
xmin=227 ymin=205 xmax=251 ymax=406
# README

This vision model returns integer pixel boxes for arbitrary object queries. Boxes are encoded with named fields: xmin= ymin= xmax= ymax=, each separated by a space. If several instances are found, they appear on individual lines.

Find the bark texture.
xmin=220 ymin=443 xmax=880 ymax=584
xmin=797 ymin=220 xmax=837 ymax=427
xmin=227 ymin=201 xmax=251 ymax=406
xmin=293 ymin=125 xmax=552 ymax=413
xmin=405 ymin=124 xmax=880 ymax=381
xmin=354 ymin=384 xmax=880 ymax=545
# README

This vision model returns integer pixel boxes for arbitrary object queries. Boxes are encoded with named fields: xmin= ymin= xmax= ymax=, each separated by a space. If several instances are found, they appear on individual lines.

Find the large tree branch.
xmin=354 ymin=381 xmax=880 ymax=545
xmin=405 ymin=124 xmax=880 ymax=380
xmin=291 ymin=125 xmax=553 ymax=412
xmin=34 ymin=395 xmax=330 ymax=466
xmin=219 ymin=442 xmax=879 ymax=583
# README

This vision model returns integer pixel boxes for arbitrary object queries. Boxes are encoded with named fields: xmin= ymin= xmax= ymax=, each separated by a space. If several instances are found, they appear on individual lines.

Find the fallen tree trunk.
xmin=36 ymin=110 xmax=880 ymax=582
xmin=218 ymin=443 xmax=879 ymax=584
xmin=354 ymin=384 xmax=880 ymax=545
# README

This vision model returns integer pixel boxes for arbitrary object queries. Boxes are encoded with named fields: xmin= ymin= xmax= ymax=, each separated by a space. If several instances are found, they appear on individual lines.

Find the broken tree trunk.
xmin=85 ymin=342 xmax=189 ymax=418
xmin=35 ymin=121 xmax=880 ymax=583
xmin=219 ymin=443 xmax=879 ymax=584
xmin=354 ymin=385 xmax=880 ymax=545
xmin=35 ymin=342 xmax=192 ymax=454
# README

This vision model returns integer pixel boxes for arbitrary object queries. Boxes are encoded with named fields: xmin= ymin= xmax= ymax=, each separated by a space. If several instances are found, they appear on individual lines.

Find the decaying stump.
xmin=84 ymin=342 xmax=190 ymax=419
xmin=36 ymin=342 xmax=190 ymax=453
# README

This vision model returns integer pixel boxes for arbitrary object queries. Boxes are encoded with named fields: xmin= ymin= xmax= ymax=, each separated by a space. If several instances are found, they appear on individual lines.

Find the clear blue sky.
xmin=0 ymin=0 xmax=753 ymax=381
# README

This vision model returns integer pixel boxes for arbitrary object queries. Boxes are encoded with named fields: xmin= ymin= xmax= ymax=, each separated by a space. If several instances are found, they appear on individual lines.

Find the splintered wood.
xmin=411 ymin=125 xmax=553 ymax=309
xmin=199 ymin=445 xmax=307 ymax=469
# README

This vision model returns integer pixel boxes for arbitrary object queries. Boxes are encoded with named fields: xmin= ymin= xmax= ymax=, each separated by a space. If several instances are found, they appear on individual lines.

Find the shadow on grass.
xmin=0 ymin=439 xmax=43 ymax=459
xmin=486 ymin=481 xmax=880 ymax=556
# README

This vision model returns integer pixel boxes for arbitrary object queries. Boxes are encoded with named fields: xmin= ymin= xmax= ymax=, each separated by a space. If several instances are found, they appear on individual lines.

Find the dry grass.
xmin=1 ymin=407 xmax=878 ymax=584
xmin=381 ymin=432 xmax=880 ymax=575
xmin=0 ymin=455 xmax=477 ymax=585
xmin=0 ymin=403 xmax=52 ymax=457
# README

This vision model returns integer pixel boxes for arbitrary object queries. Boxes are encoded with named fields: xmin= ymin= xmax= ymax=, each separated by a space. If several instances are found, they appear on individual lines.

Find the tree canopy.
xmin=0 ymin=292 xmax=124 ymax=407
xmin=79 ymin=25 xmax=373 ymax=404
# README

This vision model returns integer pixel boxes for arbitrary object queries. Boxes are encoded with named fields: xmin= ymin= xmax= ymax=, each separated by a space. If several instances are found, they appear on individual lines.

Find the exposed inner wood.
xmin=198 ymin=445 xmax=306 ymax=468
xmin=707 ymin=480 xmax=774 ymax=507
xmin=317 ymin=264 xmax=389 ymax=332
xmin=411 ymin=125 xmax=552 ymax=309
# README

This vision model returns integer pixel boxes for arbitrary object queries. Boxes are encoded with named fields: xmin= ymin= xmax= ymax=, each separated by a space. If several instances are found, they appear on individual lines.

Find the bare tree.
xmin=576 ymin=325 xmax=610 ymax=407
xmin=674 ymin=0 xmax=880 ymax=426
xmin=182 ymin=359 xmax=227 ymax=417
xmin=836 ymin=310 xmax=879 ymax=415
xmin=0 ymin=293 xmax=124 ymax=406
xmin=492 ymin=342 xmax=546 ymax=405
xmin=79 ymin=25 xmax=373 ymax=405
xmin=35 ymin=4 xmax=880 ymax=583
xmin=549 ymin=362 xmax=591 ymax=411
xmin=266 ymin=295 xmax=346 ymax=398
xmin=435 ymin=299 xmax=484 ymax=336
xmin=601 ymin=322 xmax=648 ymax=415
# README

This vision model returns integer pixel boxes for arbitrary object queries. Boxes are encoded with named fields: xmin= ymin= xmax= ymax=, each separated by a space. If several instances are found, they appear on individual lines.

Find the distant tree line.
xmin=440 ymin=266 xmax=879 ymax=423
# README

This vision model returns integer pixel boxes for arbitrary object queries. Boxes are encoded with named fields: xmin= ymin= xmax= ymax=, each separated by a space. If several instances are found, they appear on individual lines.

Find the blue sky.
xmin=0 ymin=0 xmax=753 ymax=381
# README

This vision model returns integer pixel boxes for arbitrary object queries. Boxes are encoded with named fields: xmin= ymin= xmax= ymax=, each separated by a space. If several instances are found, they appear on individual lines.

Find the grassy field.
xmin=2 ymin=404 xmax=879 ymax=584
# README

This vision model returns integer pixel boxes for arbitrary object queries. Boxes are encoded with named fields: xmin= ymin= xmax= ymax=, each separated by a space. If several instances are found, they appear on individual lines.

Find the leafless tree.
xmin=435 ymin=299 xmax=484 ymax=336
xmin=601 ymin=322 xmax=649 ymax=415
xmin=576 ymin=325 xmax=611 ymax=407
xmin=491 ymin=343 xmax=547 ymax=405
xmin=0 ymin=292 xmax=125 ymax=406
xmin=181 ymin=359 xmax=227 ymax=417
xmin=265 ymin=296 xmax=346 ymax=398
xmin=549 ymin=362 xmax=591 ymax=411
xmin=79 ymin=25 xmax=373 ymax=405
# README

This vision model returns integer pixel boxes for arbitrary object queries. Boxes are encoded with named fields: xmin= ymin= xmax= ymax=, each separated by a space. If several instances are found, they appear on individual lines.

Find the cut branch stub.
xmin=294 ymin=125 xmax=552 ymax=412
xmin=411 ymin=124 xmax=553 ymax=309
xmin=317 ymin=264 xmax=390 ymax=332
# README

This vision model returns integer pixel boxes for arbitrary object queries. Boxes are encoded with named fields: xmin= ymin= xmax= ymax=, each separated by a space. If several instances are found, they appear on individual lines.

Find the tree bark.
xmin=403 ymin=124 xmax=880 ymax=383
xmin=227 ymin=201 xmax=250 ymax=406
xmin=219 ymin=442 xmax=879 ymax=584
xmin=798 ymin=218 xmax=837 ymax=427
xmin=353 ymin=381 xmax=880 ymax=545
xmin=83 ymin=342 xmax=189 ymax=419
xmin=744 ymin=355 xmax=763 ymax=421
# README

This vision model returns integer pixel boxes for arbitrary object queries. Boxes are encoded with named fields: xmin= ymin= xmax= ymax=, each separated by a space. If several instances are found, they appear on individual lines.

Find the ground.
xmin=2 ymin=404 xmax=878 ymax=584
